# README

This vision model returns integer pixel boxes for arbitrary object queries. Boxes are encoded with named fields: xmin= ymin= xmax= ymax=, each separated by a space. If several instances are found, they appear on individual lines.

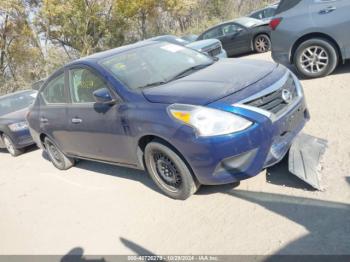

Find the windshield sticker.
xmin=161 ymin=44 xmax=185 ymax=53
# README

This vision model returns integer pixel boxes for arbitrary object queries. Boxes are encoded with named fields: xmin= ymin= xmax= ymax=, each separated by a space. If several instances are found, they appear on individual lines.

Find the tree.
xmin=0 ymin=0 xmax=44 ymax=92
xmin=37 ymin=0 xmax=128 ymax=56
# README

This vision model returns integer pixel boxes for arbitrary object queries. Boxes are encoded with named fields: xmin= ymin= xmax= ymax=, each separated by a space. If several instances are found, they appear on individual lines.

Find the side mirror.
xmin=93 ymin=88 xmax=116 ymax=105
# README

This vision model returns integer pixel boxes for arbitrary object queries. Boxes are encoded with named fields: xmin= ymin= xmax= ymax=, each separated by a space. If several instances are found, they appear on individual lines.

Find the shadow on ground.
xmin=61 ymin=247 xmax=105 ymax=262
xmin=0 ymin=144 xmax=38 ymax=155
xmin=42 ymin=150 xmax=163 ymax=196
xmin=230 ymin=190 xmax=350 ymax=255
xmin=59 ymin=189 xmax=350 ymax=258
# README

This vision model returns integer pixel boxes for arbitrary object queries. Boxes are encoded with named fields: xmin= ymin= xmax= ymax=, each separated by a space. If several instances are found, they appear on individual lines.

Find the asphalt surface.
xmin=0 ymin=52 xmax=349 ymax=257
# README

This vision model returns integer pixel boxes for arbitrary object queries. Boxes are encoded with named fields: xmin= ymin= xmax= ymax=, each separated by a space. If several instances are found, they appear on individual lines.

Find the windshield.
xmin=100 ymin=42 xmax=213 ymax=90
xmin=0 ymin=91 xmax=37 ymax=117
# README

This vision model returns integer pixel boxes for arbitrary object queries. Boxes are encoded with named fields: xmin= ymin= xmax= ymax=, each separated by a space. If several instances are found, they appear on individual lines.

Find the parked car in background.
xmin=32 ymin=79 xmax=46 ymax=90
xmin=249 ymin=2 xmax=279 ymax=22
xmin=148 ymin=35 xmax=227 ymax=59
xmin=197 ymin=17 xmax=271 ymax=56
xmin=0 ymin=90 xmax=37 ymax=156
xmin=181 ymin=34 xmax=198 ymax=42
xmin=27 ymin=41 xmax=309 ymax=199
xmin=270 ymin=0 xmax=350 ymax=78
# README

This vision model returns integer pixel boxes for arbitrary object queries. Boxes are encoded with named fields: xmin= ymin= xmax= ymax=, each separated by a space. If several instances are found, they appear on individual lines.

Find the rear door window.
xmin=264 ymin=7 xmax=276 ymax=18
xmin=275 ymin=0 xmax=303 ymax=14
xmin=42 ymin=73 xmax=67 ymax=104
xmin=68 ymin=68 xmax=106 ymax=103
xmin=221 ymin=23 xmax=244 ymax=36
xmin=202 ymin=27 xmax=223 ymax=39
xmin=251 ymin=10 xmax=264 ymax=19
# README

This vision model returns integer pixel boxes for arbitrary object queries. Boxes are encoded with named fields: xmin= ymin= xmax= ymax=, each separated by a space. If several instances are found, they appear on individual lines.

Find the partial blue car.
xmin=147 ymin=35 xmax=227 ymax=59
xmin=0 ymin=90 xmax=37 ymax=156
xmin=27 ymin=41 xmax=309 ymax=199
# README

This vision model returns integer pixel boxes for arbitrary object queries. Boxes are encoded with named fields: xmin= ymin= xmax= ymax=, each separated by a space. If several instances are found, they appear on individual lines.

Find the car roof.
xmin=204 ymin=16 xmax=262 ymax=33
xmin=69 ymin=41 xmax=158 ymax=65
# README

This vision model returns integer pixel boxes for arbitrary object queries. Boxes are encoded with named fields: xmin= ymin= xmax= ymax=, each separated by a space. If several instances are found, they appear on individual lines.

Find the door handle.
xmin=40 ymin=117 xmax=48 ymax=123
xmin=71 ymin=117 xmax=83 ymax=124
xmin=319 ymin=6 xmax=336 ymax=14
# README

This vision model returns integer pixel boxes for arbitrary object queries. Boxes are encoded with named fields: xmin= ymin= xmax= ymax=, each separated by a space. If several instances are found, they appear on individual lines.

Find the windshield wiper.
xmin=168 ymin=62 xmax=214 ymax=82
xmin=137 ymin=62 xmax=214 ymax=89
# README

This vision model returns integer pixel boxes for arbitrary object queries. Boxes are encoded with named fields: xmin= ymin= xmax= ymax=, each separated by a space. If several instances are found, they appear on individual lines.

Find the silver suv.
xmin=270 ymin=0 xmax=350 ymax=78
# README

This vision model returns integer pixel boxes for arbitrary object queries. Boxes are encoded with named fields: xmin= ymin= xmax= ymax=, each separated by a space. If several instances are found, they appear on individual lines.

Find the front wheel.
xmin=254 ymin=34 xmax=271 ymax=53
xmin=294 ymin=38 xmax=338 ymax=78
xmin=44 ymin=137 xmax=75 ymax=170
xmin=2 ymin=134 xmax=23 ymax=157
xmin=144 ymin=140 xmax=199 ymax=200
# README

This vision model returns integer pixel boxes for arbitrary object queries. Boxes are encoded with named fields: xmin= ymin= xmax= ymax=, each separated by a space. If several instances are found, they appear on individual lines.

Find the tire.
xmin=44 ymin=137 xmax=75 ymax=170
xmin=294 ymin=38 xmax=338 ymax=78
xmin=2 ymin=134 xmax=23 ymax=157
xmin=144 ymin=140 xmax=199 ymax=200
xmin=254 ymin=34 xmax=271 ymax=53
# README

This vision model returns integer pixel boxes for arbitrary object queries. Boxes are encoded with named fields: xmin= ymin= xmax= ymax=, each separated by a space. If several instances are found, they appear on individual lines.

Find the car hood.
xmin=186 ymin=39 xmax=220 ymax=51
xmin=0 ymin=108 xmax=28 ymax=125
xmin=142 ymin=59 xmax=279 ymax=105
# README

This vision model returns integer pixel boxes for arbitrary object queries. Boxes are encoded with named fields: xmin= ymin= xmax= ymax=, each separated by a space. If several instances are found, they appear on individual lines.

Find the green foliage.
xmin=0 ymin=0 xmax=276 ymax=94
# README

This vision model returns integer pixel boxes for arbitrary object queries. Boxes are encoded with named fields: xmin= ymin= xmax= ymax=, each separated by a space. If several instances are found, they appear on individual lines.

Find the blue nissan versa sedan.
xmin=27 ymin=41 xmax=309 ymax=199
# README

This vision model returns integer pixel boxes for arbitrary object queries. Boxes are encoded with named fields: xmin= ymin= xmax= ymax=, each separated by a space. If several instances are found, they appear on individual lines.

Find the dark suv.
xmin=270 ymin=0 xmax=350 ymax=78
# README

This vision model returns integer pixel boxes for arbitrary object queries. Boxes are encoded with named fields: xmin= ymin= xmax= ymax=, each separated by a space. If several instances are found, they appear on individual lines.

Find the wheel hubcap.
xmin=153 ymin=152 xmax=182 ymax=189
xmin=4 ymin=137 xmax=15 ymax=155
xmin=300 ymin=46 xmax=329 ymax=74
xmin=256 ymin=37 xmax=269 ymax=52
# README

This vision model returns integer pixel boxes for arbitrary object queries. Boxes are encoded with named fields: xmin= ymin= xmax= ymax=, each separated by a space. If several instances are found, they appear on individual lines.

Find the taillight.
xmin=269 ymin=18 xmax=283 ymax=30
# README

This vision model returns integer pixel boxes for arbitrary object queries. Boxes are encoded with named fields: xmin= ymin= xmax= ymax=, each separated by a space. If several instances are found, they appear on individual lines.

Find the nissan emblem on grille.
xmin=282 ymin=89 xmax=293 ymax=104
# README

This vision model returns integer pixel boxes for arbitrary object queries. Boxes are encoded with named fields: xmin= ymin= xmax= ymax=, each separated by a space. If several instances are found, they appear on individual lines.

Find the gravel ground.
xmin=0 ymin=52 xmax=349 ymax=257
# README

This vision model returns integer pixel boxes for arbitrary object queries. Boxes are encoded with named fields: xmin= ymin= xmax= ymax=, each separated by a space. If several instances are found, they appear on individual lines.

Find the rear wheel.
xmin=254 ymin=34 xmax=271 ymax=53
xmin=44 ymin=137 xmax=75 ymax=170
xmin=294 ymin=38 xmax=338 ymax=78
xmin=144 ymin=140 xmax=199 ymax=200
xmin=2 ymin=134 xmax=23 ymax=157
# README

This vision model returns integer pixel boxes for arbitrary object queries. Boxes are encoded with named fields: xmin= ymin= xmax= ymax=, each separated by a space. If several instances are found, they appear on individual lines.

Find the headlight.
xmin=168 ymin=104 xmax=252 ymax=137
xmin=8 ymin=121 xmax=28 ymax=132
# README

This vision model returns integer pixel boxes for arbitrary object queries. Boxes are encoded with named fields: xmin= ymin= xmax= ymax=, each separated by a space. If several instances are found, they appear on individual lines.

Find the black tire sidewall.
xmin=44 ymin=137 xmax=74 ymax=170
xmin=254 ymin=34 xmax=271 ymax=53
xmin=294 ymin=38 xmax=338 ymax=78
xmin=144 ymin=141 xmax=198 ymax=200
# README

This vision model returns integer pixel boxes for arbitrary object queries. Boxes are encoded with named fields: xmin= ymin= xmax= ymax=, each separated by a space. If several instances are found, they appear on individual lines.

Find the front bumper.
xmin=0 ymin=129 xmax=35 ymax=149
xmin=216 ymin=49 xmax=228 ymax=59
xmin=170 ymin=74 xmax=309 ymax=185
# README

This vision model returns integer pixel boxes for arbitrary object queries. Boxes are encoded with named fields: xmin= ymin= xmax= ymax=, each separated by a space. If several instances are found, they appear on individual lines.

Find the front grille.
xmin=205 ymin=45 xmax=222 ymax=57
xmin=244 ymin=75 xmax=298 ymax=115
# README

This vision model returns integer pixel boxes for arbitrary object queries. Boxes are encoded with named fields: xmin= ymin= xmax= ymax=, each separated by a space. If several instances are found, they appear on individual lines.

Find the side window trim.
xmin=66 ymin=64 xmax=120 ymax=106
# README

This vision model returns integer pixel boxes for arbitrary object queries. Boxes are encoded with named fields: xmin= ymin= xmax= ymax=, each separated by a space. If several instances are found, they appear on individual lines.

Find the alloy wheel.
xmin=300 ymin=46 xmax=329 ymax=74
xmin=255 ymin=36 xmax=270 ymax=53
